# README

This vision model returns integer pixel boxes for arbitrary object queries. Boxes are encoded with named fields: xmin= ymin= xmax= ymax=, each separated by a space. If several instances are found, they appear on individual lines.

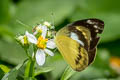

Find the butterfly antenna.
xmin=16 ymin=19 xmax=31 ymax=29
xmin=51 ymin=12 xmax=55 ymax=27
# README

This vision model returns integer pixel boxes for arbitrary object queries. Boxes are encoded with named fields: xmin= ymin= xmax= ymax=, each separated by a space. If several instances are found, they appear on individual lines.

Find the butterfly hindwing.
xmin=55 ymin=35 xmax=89 ymax=71
xmin=88 ymin=48 xmax=96 ymax=65
xmin=89 ymin=37 xmax=100 ymax=50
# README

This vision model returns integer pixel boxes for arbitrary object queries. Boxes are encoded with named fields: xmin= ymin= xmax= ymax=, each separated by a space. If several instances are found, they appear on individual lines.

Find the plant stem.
xmin=25 ymin=49 xmax=31 ymax=59
xmin=24 ymin=49 xmax=35 ymax=78
xmin=25 ymin=58 xmax=35 ymax=78
xmin=29 ymin=59 xmax=35 ymax=77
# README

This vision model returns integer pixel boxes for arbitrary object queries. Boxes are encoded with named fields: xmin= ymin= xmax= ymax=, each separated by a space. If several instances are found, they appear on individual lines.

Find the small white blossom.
xmin=16 ymin=34 xmax=29 ymax=46
xmin=17 ymin=36 xmax=24 ymax=45
xmin=26 ymin=26 xmax=56 ymax=66
xmin=44 ymin=21 xmax=51 ymax=27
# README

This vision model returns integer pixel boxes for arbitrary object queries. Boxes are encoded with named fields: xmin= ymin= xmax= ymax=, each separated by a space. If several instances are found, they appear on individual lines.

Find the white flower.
xmin=26 ymin=27 xmax=56 ymax=66
xmin=44 ymin=21 xmax=55 ymax=29
xmin=43 ymin=21 xmax=51 ymax=27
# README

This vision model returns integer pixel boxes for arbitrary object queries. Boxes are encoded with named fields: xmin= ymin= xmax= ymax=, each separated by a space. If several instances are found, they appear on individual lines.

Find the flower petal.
xmin=44 ymin=49 xmax=54 ymax=56
xmin=33 ymin=24 xmax=42 ymax=35
xmin=33 ymin=31 xmax=38 ymax=35
xmin=25 ymin=31 xmax=37 ymax=44
xmin=46 ymin=39 xmax=56 ymax=49
xmin=36 ymin=49 xmax=46 ymax=66
xmin=41 ymin=25 xmax=47 ymax=38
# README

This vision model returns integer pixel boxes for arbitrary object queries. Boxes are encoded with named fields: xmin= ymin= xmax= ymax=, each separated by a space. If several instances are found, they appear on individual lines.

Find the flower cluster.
xmin=16 ymin=21 xmax=56 ymax=66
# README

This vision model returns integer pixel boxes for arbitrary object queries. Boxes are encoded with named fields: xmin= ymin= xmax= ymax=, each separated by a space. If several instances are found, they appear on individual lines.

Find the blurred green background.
xmin=0 ymin=0 xmax=120 ymax=80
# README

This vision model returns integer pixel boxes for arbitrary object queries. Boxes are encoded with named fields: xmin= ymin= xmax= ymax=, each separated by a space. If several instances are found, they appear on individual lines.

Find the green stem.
xmin=25 ymin=58 xmax=35 ymax=78
xmin=29 ymin=59 xmax=35 ymax=77
xmin=24 ymin=48 xmax=35 ymax=78
xmin=25 ymin=49 xmax=31 ymax=59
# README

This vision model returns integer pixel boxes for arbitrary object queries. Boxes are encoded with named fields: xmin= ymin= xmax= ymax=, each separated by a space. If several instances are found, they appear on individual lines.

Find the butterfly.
xmin=55 ymin=18 xmax=104 ymax=71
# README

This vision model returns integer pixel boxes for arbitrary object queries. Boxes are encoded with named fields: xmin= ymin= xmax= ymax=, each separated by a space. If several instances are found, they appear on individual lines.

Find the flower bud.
xmin=44 ymin=21 xmax=51 ymax=27
xmin=16 ymin=35 xmax=29 ymax=49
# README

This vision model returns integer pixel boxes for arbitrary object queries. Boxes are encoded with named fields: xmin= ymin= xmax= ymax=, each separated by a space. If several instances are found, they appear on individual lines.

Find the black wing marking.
xmin=68 ymin=26 xmax=89 ymax=51
xmin=70 ymin=18 xmax=104 ymax=34
xmin=90 ymin=37 xmax=100 ymax=50
xmin=88 ymin=48 xmax=96 ymax=65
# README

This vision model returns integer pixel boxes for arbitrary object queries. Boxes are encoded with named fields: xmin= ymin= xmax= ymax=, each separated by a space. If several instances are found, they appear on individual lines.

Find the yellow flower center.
xmin=24 ymin=35 xmax=28 ymax=45
xmin=38 ymin=29 xmax=42 ymax=34
xmin=37 ymin=36 xmax=48 ymax=49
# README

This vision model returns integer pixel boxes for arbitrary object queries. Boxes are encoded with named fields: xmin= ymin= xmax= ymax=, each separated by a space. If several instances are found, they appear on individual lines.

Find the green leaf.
xmin=0 ymin=68 xmax=4 ymax=79
xmin=61 ymin=66 xmax=76 ymax=80
xmin=92 ymin=49 xmax=111 ymax=70
xmin=2 ymin=64 xmax=22 ymax=80
xmin=1 ymin=59 xmax=27 ymax=80
xmin=0 ymin=25 xmax=14 ymax=42
xmin=10 ymin=0 xmax=75 ymax=33
xmin=24 ymin=77 xmax=37 ymax=80
xmin=0 ymin=40 xmax=27 ymax=65
xmin=70 ymin=67 xmax=107 ymax=80
xmin=0 ymin=64 xmax=10 ymax=73
xmin=34 ymin=66 xmax=54 ymax=76
xmin=47 ymin=54 xmax=68 ymax=79
xmin=0 ymin=0 xmax=13 ymax=24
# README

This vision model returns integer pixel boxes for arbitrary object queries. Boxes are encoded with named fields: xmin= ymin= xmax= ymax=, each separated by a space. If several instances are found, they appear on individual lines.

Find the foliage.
xmin=0 ymin=0 xmax=120 ymax=80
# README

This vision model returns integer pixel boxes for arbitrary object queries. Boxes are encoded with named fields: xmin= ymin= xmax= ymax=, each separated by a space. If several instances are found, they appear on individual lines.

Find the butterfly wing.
xmin=71 ymin=19 xmax=104 ymax=65
xmin=55 ymin=18 xmax=104 ymax=71
xmin=55 ymin=28 xmax=89 ymax=71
